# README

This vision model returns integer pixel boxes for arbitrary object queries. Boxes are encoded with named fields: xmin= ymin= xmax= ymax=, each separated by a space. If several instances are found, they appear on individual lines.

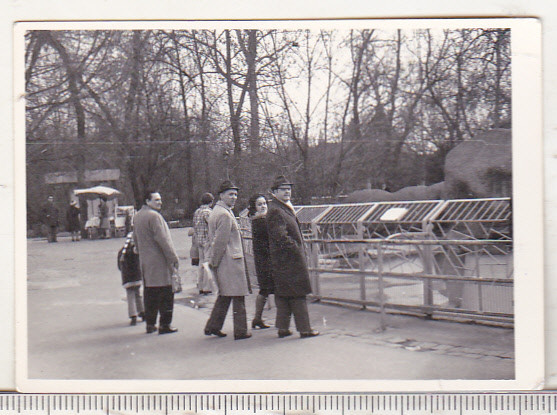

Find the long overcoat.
xmin=66 ymin=205 xmax=80 ymax=232
xmin=266 ymin=197 xmax=312 ymax=297
xmin=132 ymin=205 xmax=179 ymax=287
xmin=207 ymin=201 xmax=250 ymax=296
xmin=250 ymin=216 xmax=274 ymax=293
xmin=42 ymin=203 xmax=59 ymax=227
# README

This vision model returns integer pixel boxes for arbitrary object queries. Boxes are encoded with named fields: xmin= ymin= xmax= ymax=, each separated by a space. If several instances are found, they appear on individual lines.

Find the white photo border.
xmin=14 ymin=17 xmax=543 ymax=392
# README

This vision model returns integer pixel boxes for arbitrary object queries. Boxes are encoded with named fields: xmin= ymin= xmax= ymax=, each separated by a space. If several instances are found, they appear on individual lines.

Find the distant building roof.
xmin=45 ymin=169 xmax=120 ymax=184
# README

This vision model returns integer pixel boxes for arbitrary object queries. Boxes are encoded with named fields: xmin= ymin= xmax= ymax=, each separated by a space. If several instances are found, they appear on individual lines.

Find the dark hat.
xmin=271 ymin=175 xmax=294 ymax=190
xmin=217 ymin=180 xmax=239 ymax=194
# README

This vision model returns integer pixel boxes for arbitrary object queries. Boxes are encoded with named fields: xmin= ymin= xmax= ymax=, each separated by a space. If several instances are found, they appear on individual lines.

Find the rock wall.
xmin=444 ymin=128 xmax=512 ymax=199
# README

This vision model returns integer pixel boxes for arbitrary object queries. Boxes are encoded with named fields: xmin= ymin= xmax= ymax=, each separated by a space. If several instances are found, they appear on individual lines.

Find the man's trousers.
xmin=47 ymin=226 xmax=57 ymax=242
xmin=144 ymin=285 xmax=174 ymax=327
xmin=205 ymin=296 xmax=248 ymax=336
xmin=275 ymin=295 xmax=311 ymax=333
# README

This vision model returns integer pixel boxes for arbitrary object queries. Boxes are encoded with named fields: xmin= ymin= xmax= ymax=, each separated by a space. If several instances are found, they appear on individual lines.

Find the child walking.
xmin=118 ymin=232 xmax=145 ymax=325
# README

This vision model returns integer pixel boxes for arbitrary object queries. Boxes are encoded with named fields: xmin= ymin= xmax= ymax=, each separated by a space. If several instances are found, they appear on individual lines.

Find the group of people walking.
xmin=122 ymin=175 xmax=319 ymax=340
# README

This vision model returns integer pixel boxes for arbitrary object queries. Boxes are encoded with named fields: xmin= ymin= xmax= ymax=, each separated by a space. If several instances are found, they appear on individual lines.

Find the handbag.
xmin=190 ymin=233 xmax=200 ymax=266
xmin=171 ymin=269 xmax=182 ymax=293
xmin=200 ymin=262 xmax=216 ymax=292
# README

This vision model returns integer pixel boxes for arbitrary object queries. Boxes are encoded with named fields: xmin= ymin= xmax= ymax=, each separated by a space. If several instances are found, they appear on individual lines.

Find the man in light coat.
xmin=204 ymin=180 xmax=252 ymax=340
xmin=266 ymin=175 xmax=319 ymax=338
xmin=133 ymin=190 xmax=179 ymax=335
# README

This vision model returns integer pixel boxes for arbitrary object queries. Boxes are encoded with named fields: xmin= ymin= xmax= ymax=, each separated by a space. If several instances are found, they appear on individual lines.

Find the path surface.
xmin=26 ymin=228 xmax=514 ymax=381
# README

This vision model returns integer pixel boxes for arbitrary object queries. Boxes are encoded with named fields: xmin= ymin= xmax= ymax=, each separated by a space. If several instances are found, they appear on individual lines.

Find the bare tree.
xmin=24 ymin=27 xmax=513 ymax=228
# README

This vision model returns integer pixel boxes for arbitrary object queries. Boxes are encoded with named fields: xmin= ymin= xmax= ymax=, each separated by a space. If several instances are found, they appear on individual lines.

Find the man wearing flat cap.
xmin=266 ymin=175 xmax=319 ymax=338
xmin=204 ymin=180 xmax=252 ymax=340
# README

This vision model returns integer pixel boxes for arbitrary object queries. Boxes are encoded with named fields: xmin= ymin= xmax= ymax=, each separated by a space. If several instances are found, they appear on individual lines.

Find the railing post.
xmin=422 ymin=236 xmax=434 ymax=319
xmin=357 ymin=221 xmax=366 ymax=309
xmin=377 ymin=243 xmax=386 ymax=331
xmin=311 ymin=241 xmax=321 ymax=299
xmin=476 ymin=245 xmax=483 ymax=312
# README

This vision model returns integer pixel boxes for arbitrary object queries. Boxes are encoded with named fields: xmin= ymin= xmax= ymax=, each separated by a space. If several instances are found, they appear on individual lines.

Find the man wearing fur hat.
xmin=266 ymin=175 xmax=319 ymax=338
xmin=204 ymin=180 xmax=252 ymax=340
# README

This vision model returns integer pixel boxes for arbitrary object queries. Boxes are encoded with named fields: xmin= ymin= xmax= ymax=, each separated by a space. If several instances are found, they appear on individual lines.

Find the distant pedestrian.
xmin=66 ymin=200 xmax=81 ymax=241
xmin=248 ymin=193 xmax=273 ymax=329
xmin=42 ymin=195 xmax=59 ymax=243
xmin=204 ymin=180 xmax=252 ymax=340
xmin=192 ymin=192 xmax=215 ymax=294
xmin=124 ymin=210 xmax=133 ymax=235
xmin=133 ymin=190 xmax=180 ymax=335
xmin=266 ymin=175 xmax=319 ymax=338
xmin=99 ymin=197 xmax=111 ymax=239
xmin=117 ymin=232 xmax=145 ymax=326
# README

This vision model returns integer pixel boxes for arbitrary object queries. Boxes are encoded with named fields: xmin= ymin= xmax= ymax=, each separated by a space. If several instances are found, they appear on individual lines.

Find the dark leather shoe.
xmin=300 ymin=330 xmax=320 ymax=338
xmin=234 ymin=333 xmax=252 ymax=340
xmin=130 ymin=316 xmax=137 ymax=326
xmin=146 ymin=325 xmax=157 ymax=334
xmin=158 ymin=326 xmax=178 ymax=335
xmin=252 ymin=319 xmax=270 ymax=329
xmin=278 ymin=329 xmax=293 ymax=338
xmin=204 ymin=329 xmax=227 ymax=337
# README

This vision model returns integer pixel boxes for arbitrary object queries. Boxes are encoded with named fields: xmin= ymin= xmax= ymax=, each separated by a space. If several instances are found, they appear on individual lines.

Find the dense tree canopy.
xmin=25 ymin=27 xmax=511 ymax=227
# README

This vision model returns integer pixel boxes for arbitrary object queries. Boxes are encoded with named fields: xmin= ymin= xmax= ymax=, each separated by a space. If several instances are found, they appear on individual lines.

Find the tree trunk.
xmin=171 ymin=31 xmax=195 ymax=214
xmin=43 ymin=32 xmax=87 ymax=187
xmin=493 ymin=30 xmax=504 ymax=128
xmin=225 ymin=30 xmax=243 ymax=157
xmin=246 ymin=30 xmax=260 ymax=153
xmin=192 ymin=31 xmax=212 ymax=191
xmin=124 ymin=31 xmax=144 ymax=204
xmin=350 ymin=30 xmax=373 ymax=144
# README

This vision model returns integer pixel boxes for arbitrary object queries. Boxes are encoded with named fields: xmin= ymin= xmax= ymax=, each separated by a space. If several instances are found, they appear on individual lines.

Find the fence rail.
xmin=304 ymin=238 xmax=513 ymax=328
xmin=240 ymin=229 xmax=513 ymax=328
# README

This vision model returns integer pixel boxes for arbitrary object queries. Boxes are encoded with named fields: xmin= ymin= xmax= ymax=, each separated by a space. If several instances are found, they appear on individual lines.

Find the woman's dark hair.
xmin=200 ymin=192 xmax=214 ymax=206
xmin=248 ymin=194 xmax=267 ymax=217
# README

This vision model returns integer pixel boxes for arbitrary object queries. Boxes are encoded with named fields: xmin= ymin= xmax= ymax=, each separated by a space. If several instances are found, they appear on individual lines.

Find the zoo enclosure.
xmin=239 ymin=198 xmax=513 ymax=327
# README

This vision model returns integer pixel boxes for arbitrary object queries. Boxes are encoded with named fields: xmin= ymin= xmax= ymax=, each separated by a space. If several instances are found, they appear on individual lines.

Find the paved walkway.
xmin=26 ymin=228 xmax=514 ymax=381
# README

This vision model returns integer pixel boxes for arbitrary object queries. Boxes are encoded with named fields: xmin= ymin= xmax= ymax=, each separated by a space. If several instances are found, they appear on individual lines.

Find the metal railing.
xmin=304 ymin=238 xmax=513 ymax=328
xmin=239 ymin=196 xmax=513 ymax=329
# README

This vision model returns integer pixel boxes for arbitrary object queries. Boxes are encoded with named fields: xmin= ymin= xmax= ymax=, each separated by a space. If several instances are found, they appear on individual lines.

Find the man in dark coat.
xmin=266 ymin=175 xmax=319 ymax=338
xmin=42 ymin=195 xmax=59 ymax=243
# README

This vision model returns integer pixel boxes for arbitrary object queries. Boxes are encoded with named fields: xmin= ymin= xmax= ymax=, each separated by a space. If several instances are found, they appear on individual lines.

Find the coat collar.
xmin=270 ymin=196 xmax=296 ymax=217
xmin=140 ymin=205 xmax=158 ymax=213
xmin=215 ymin=200 xmax=235 ymax=215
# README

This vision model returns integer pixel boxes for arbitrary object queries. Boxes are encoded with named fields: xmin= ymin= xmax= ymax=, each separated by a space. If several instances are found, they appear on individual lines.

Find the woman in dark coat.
xmin=117 ymin=232 xmax=145 ymax=326
xmin=66 ymin=200 xmax=81 ymax=241
xmin=248 ymin=194 xmax=274 ymax=329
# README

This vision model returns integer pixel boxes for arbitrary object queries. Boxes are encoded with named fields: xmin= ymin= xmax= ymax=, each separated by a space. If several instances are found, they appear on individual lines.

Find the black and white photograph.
xmin=14 ymin=18 xmax=543 ymax=392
